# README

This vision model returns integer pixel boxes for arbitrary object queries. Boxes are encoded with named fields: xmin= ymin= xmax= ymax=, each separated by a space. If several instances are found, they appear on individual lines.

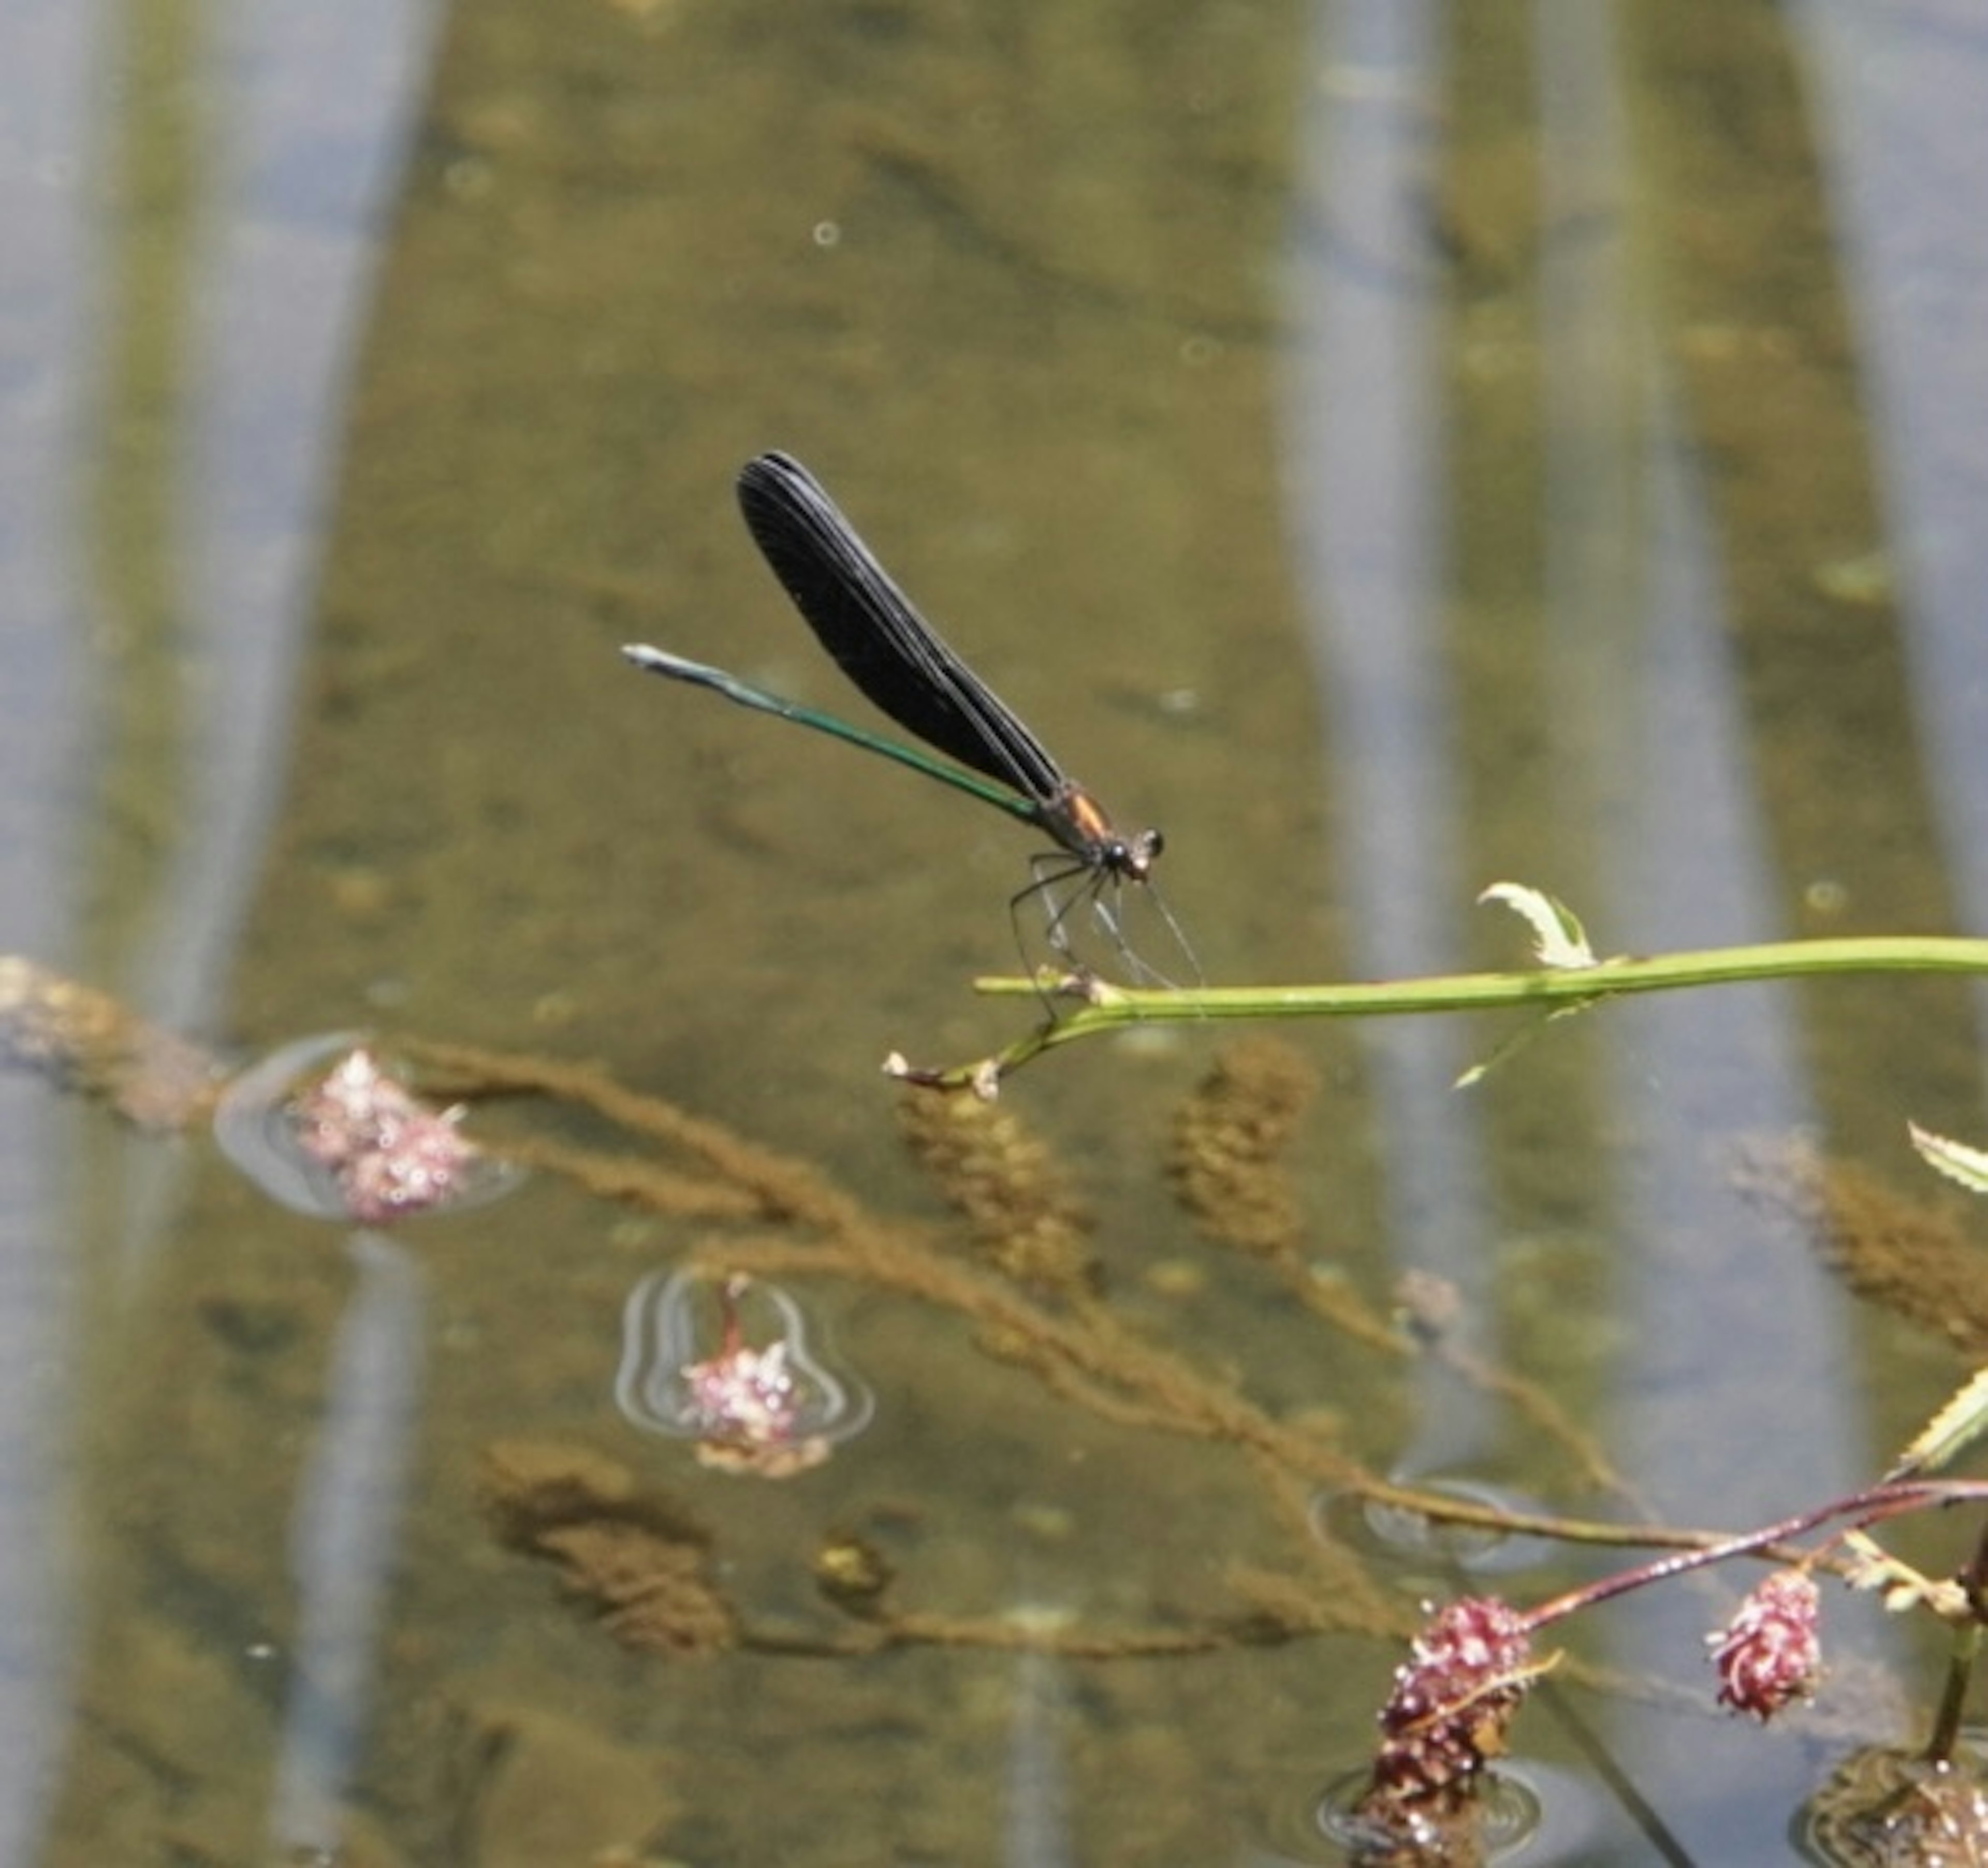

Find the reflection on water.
xmin=5 ymin=0 xmax=1988 ymax=1860
xmin=1802 ymin=3 xmax=1988 ymax=933
xmin=5 ymin=1 xmax=443 ymax=1859
xmin=270 ymin=1231 xmax=426 ymax=1861
xmin=1283 ymin=1 xmax=1497 ymax=1500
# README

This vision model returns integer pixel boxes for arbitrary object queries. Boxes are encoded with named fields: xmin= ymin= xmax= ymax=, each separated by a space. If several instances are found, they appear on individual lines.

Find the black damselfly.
xmin=622 ymin=452 xmax=1192 ymax=982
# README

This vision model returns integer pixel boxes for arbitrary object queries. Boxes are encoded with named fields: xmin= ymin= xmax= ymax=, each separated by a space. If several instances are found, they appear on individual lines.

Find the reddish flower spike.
xmin=1365 ymin=1596 xmax=1539 ymax=1814
xmin=1709 ymin=1568 xmax=1822 ymax=1722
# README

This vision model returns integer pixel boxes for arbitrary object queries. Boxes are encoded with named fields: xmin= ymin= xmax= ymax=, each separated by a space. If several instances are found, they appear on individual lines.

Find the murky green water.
xmin=7 ymin=1 xmax=1988 ymax=1862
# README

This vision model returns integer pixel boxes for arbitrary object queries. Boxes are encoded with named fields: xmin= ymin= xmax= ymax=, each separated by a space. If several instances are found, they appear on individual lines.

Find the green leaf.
xmin=1908 ymin=1121 xmax=1988 ymax=1196
xmin=1890 ymin=1365 xmax=1988 ymax=1478
xmin=1478 ymin=883 xmax=1598 ymax=970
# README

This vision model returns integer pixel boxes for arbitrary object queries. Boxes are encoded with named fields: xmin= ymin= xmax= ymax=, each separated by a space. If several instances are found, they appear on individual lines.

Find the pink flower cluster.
xmin=1364 ymin=1595 xmax=1539 ymax=1814
xmin=1709 ymin=1569 xmax=1821 ymax=1721
xmin=678 ymin=1276 xmax=830 ymax=1477
xmin=617 ymin=1268 xmax=875 ymax=1479
xmin=289 ymin=1048 xmax=482 ymax=1225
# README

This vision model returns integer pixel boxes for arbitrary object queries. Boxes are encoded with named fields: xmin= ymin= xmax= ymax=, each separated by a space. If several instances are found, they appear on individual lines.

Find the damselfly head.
xmin=1118 ymin=826 xmax=1164 ymax=881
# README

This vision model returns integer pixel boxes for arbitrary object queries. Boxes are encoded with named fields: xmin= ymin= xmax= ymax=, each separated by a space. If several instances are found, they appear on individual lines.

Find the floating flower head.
xmin=1709 ymin=1568 xmax=1821 ymax=1721
xmin=616 ymin=1268 xmax=873 ymax=1479
xmin=214 ymin=1032 xmax=520 ymax=1225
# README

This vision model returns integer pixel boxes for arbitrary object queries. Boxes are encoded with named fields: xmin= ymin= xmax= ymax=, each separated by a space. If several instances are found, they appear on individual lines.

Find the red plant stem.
xmin=1519 ymin=1480 xmax=1988 ymax=1633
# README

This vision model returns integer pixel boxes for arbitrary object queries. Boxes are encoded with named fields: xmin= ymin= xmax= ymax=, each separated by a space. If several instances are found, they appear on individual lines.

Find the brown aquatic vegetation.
xmin=478 ymin=1440 xmax=738 ymax=1657
xmin=0 ymin=972 xmax=1666 ymax=1676
xmin=416 ymin=1031 xmax=1488 ymax=1657
xmin=37 ymin=955 xmax=1988 ymax=1858
xmin=479 ymin=1438 xmax=1343 ymax=1663
xmin=1736 ymin=1134 xmax=1988 ymax=1353
xmin=896 ymin=1088 xmax=1101 ymax=1297
xmin=1166 ymin=1035 xmax=1317 ymax=1263
xmin=533 ymin=1520 xmax=740 ymax=1658
xmin=0 ymin=954 xmax=221 ymax=1130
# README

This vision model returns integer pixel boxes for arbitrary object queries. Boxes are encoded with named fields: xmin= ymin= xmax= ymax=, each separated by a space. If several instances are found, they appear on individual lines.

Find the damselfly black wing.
xmin=735 ymin=453 xmax=1068 ymax=806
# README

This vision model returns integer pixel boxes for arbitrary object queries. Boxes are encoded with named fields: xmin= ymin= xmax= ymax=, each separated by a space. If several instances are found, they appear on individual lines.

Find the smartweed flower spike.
xmin=1361 ymin=1596 xmax=1542 ymax=1821
xmin=1709 ymin=1569 xmax=1822 ymax=1721
xmin=616 ymin=1268 xmax=874 ymax=1479
xmin=214 ymin=1032 xmax=520 ymax=1225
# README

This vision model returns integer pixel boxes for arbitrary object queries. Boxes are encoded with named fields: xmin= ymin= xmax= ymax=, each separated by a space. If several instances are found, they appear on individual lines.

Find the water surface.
xmin=6 ymin=1 xmax=1988 ymax=1862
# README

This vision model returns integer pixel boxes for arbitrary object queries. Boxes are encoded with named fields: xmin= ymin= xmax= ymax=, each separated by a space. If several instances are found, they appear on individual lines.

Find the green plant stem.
xmin=909 ymin=935 xmax=1988 ymax=1087
xmin=1927 ymin=1516 xmax=1988 ymax=1763
xmin=1928 ymin=1622 xmax=1980 ymax=1767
